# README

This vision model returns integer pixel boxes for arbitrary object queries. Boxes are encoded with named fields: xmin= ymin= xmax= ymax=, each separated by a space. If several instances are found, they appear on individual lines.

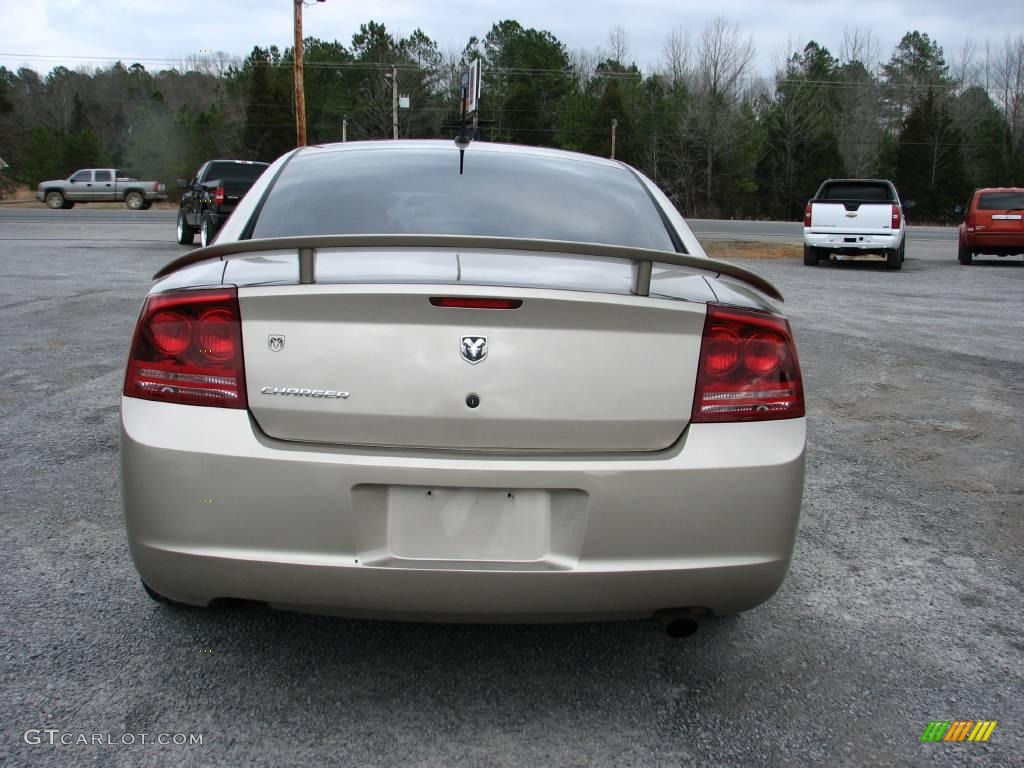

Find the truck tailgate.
xmin=810 ymin=202 xmax=894 ymax=235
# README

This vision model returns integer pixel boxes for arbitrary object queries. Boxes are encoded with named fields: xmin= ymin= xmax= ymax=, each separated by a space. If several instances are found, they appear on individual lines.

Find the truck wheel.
xmin=958 ymin=242 xmax=973 ymax=265
xmin=62 ymin=201 xmax=75 ymax=210
xmin=125 ymin=191 xmax=144 ymax=210
xmin=885 ymin=247 xmax=902 ymax=270
xmin=176 ymin=208 xmax=196 ymax=245
xmin=200 ymin=212 xmax=216 ymax=247
xmin=45 ymin=191 xmax=65 ymax=209
xmin=140 ymin=200 xmax=152 ymax=210
xmin=803 ymin=246 xmax=819 ymax=266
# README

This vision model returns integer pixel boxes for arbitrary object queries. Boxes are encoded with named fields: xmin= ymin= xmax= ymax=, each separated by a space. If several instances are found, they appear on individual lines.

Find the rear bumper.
xmin=121 ymin=398 xmax=805 ymax=620
xmin=207 ymin=209 xmax=232 ymax=227
xmin=965 ymin=234 xmax=1024 ymax=255
xmin=804 ymin=230 xmax=901 ymax=252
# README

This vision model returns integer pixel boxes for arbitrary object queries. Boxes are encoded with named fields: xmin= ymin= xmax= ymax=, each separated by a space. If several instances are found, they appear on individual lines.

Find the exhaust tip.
xmin=655 ymin=608 xmax=708 ymax=638
xmin=664 ymin=617 xmax=699 ymax=638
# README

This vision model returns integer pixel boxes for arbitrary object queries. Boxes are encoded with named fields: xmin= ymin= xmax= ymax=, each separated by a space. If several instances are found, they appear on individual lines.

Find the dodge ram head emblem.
xmin=268 ymin=335 xmax=285 ymax=352
xmin=461 ymin=335 xmax=488 ymax=364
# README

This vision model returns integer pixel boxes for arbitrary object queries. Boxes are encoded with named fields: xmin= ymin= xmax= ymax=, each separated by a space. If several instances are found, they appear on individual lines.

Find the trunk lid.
xmin=239 ymin=284 xmax=706 ymax=452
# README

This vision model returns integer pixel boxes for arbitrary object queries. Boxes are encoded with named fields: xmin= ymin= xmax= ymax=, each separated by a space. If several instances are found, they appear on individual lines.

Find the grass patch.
xmin=702 ymin=240 xmax=801 ymax=260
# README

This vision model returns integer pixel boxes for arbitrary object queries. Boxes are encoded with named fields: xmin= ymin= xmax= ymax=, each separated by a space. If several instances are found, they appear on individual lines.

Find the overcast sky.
xmin=3 ymin=0 xmax=1023 ymax=77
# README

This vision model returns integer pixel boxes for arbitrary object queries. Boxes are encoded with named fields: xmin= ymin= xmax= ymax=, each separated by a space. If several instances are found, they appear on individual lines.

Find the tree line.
xmin=1 ymin=19 xmax=1022 ymax=221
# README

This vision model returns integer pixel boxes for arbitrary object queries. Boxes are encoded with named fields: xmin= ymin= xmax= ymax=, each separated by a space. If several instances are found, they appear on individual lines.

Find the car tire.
xmin=803 ymin=246 xmax=819 ymax=266
xmin=958 ymin=242 xmax=973 ymax=265
xmin=45 ymin=191 xmax=65 ymax=209
xmin=885 ymin=247 xmax=902 ymax=270
xmin=200 ymin=211 xmax=216 ymax=247
xmin=62 ymin=201 xmax=75 ymax=210
xmin=176 ymin=208 xmax=196 ymax=245
xmin=125 ymin=191 xmax=144 ymax=210
xmin=140 ymin=200 xmax=152 ymax=210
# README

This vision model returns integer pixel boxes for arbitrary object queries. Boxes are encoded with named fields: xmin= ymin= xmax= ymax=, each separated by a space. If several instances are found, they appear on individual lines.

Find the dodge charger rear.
xmin=121 ymin=141 xmax=805 ymax=627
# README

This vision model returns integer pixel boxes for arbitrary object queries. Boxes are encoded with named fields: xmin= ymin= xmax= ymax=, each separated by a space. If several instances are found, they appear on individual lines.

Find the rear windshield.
xmin=978 ymin=192 xmax=1024 ymax=211
xmin=207 ymin=162 xmax=269 ymax=183
xmin=818 ymin=182 xmax=894 ymax=202
xmin=249 ymin=146 xmax=677 ymax=251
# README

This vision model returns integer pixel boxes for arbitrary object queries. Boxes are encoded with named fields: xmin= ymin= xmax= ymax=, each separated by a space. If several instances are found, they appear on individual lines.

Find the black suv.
xmin=176 ymin=160 xmax=269 ymax=246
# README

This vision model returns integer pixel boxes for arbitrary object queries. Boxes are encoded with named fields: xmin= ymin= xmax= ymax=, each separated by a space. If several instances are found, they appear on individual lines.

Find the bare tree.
xmin=568 ymin=47 xmax=601 ymax=89
xmin=993 ymin=34 xmax=1024 ymax=155
xmin=837 ymin=27 xmax=883 ymax=176
xmin=691 ymin=17 xmax=755 ymax=212
xmin=660 ymin=27 xmax=691 ymax=86
xmin=694 ymin=18 xmax=755 ymax=100
xmin=839 ymin=27 xmax=880 ymax=75
xmin=608 ymin=25 xmax=630 ymax=64
xmin=950 ymin=38 xmax=978 ymax=95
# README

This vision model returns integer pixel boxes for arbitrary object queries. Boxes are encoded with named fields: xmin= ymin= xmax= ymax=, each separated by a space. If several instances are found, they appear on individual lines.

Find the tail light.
xmin=123 ymin=287 xmax=247 ymax=408
xmin=152 ymin=182 xmax=159 ymax=192
xmin=804 ymin=203 xmax=812 ymax=228
xmin=214 ymin=186 xmax=225 ymax=205
xmin=692 ymin=304 xmax=804 ymax=423
xmin=891 ymin=204 xmax=901 ymax=230
xmin=430 ymin=297 xmax=522 ymax=309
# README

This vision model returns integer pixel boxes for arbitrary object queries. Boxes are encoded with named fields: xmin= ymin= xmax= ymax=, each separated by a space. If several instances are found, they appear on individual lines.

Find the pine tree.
xmin=896 ymin=88 xmax=968 ymax=218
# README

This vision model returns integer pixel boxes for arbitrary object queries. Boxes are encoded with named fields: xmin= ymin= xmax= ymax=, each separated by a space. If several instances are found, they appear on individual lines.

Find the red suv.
xmin=958 ymin=188 xmax=1024 ymax=264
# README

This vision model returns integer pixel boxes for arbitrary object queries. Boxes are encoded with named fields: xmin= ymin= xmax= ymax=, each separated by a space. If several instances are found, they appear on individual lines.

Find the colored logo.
xmin=920 ymin=721 xmax=997 ymax=742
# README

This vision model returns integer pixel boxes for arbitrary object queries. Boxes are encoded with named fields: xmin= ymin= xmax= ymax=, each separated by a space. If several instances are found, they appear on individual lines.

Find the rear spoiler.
xmin=154 ymin=234 xmax=784 ymax=302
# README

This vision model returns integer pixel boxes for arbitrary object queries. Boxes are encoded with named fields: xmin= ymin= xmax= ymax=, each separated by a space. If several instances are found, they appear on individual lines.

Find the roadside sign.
xmin=466 ymin=60 xmax=481 ymax=115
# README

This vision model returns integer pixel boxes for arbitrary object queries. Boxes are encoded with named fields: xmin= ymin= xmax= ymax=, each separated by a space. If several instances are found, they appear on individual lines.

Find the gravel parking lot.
xmin=1 ymin=209 xmax=1021 ymax=767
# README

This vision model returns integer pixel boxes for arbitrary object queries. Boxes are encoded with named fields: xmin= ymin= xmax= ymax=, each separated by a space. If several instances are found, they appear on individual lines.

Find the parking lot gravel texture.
xmin=0 ymin=210 xmax=1021 ymax=767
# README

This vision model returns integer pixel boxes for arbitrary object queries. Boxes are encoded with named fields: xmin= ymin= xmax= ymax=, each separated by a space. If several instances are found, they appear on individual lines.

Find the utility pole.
xmin=391 ymin=65 xmax=399 ymax=139
xmin=342 ymin=114 xmax=349 ymax=142
xmin=293 ymin=0 xmax=325 ymax=148
xmin=293 ymin=0 xmax=306 ymax=147
xmin=610 ymin=118 xmax=618 ymax=160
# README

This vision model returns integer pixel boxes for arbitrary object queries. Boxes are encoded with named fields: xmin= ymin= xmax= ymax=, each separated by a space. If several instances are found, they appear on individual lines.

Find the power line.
xmin=0 ymin=51 xmax=991 ymax=90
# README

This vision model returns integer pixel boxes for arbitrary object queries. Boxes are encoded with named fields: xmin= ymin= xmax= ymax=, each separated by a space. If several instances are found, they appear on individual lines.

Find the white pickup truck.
xmin=803 ymin=179 xmax=911 ymax=270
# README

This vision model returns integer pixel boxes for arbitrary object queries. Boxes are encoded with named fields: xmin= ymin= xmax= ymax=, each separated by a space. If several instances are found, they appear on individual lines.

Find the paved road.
xmin=0 ymin=208 xmax=960 ymax=246
xmin=686 ymin=218 xmax=958 ymax=244
xmin=1 ymin=214 xmax=1021 ymax=767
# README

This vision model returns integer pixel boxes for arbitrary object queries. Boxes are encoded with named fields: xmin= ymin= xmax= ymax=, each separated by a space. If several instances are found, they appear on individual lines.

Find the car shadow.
xmin=967 ymin=259 xmax=1024 ymax=267
xmin=153 ymin=598 xmax=744 ymax=670
xmin=813 ymin=259 xmax=901 ymax=271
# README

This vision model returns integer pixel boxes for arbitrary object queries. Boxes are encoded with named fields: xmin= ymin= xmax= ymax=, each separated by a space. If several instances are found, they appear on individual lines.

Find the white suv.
xmin=803 ymin=179 xmax=910 ymax=270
